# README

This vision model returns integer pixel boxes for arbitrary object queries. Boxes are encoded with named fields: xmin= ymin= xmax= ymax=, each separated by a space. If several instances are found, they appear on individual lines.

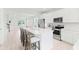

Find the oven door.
xmin=53 ymin=30 xmax=61 ymax=40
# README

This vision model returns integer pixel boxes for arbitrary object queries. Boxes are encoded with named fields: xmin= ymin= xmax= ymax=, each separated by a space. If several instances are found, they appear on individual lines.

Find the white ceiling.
xmin=4 ymin=8 xmax=62 ymax=15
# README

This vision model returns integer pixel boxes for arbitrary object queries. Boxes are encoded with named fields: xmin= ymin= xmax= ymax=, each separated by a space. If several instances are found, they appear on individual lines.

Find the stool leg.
xmin=33 ymin=43 xmax=36 ymax=50
xmin=31 ymin=43 xmax=36 ymax=50
xmin=35 ymin=42 xmax=37 ymax=50
xmin=38 ymin=41 xmax=40 ymax=50
xmin=31 ymin=41 xmax=40 ymax=50
xmin=24 ymin=39 xmax=27 ymax=50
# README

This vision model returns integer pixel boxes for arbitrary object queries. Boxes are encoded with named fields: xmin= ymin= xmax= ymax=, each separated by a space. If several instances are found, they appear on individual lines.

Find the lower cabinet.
xmin=61 ymin=29 xmax=79 ymax=45
xmin=72 ymin=32 xmax=79 ymax=44
xmin=61 ymin=30 xmax=73 ymax=44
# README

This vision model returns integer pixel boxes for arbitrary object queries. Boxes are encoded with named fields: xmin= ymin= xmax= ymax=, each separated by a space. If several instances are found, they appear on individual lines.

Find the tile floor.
xmin=53 ymin=39 xmax=73 ymax=50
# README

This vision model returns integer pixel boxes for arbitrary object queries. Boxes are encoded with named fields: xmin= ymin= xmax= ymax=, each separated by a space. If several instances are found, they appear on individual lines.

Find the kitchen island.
xmin=22 ymin=27 xmax=53 ymax=50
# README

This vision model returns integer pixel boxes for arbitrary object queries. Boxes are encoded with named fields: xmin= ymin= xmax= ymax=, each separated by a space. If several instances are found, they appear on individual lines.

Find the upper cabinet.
xmin=52 ymin=9 xmax=79 ymax=23
xmin=42 ymin=8 xmax=79 ymax=23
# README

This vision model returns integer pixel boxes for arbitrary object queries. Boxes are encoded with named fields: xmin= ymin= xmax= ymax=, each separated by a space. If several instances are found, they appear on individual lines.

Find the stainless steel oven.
xmin=53 ymin=25 xmax=64 ymax=41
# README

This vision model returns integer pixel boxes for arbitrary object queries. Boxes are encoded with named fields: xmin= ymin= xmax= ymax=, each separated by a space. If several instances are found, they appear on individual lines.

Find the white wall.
xmin=0 ymin=8 xmax=7 ymax=44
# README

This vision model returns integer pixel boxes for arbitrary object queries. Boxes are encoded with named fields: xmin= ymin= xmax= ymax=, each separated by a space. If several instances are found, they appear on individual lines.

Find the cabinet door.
xmin=61 ymin=30 xmax=73 ymax=44
xmin=73 ymin=32 xmax=79 ymax=44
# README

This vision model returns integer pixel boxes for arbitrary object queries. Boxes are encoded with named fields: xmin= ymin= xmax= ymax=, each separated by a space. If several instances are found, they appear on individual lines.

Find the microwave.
xmin=53 ymin=17 xmax=63 ymax=23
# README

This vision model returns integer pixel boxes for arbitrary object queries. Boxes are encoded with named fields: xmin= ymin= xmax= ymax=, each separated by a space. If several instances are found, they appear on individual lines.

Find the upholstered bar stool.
xmin=31 ymin=36 xmax=40 ymax=50
xmin=26 ymin=31 xmax=40 ymax=50
xmin=24 ymin=30 xmax=40 ymax=50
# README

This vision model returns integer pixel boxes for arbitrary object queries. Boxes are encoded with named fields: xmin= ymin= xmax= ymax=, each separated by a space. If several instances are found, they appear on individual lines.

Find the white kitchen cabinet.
xmin=72 ymin=32 xmax=79 ymax=44
xmin=61 ymin=23 xmax=79 ymax=44
xmin=61 ymin=30 xmax=73 ymax=44
xmin=63 ymin=19 xmax=79 ymax=23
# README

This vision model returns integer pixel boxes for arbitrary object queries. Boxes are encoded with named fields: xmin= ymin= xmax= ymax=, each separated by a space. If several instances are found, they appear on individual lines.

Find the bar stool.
xmin=24 ymin=31 xmax=40 ymax=50
xmin=31 ymin=37 xmax=40 ymax=50
xmin=20 ymin=28 xmax=25 ymax=46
